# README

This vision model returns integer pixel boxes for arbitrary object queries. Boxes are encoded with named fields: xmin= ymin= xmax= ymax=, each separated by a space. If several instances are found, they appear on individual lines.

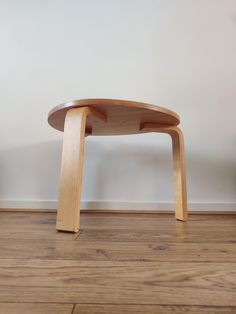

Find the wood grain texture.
xmin=0 ymin=260 xmax=235 ymax=305
xmin=48 ymin=98 xmax=180 ymax=134
xmin=0 ymin=303 xmax=73 ymax=314
xmin=56 ymin=107 xmax=87 ymax=232
xmin=0 ymin=212 xmax=235 ymax=241
xmin=74 ymin=304 xmax=236 ymax=314
xmin=0 ymin=239 xmax=236 ymax=262
xmin=0 ymin=212 xmax=235 ymax=311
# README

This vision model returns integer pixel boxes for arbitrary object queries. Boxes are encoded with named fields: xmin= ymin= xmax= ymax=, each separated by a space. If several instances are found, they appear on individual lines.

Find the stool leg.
xmin=169 ymin=127 xmax=188 ymax=221
xmin=56 ymin=107 xmax=87 ymax=232
xmin=140 ymin=124 xmax=188 ymax=221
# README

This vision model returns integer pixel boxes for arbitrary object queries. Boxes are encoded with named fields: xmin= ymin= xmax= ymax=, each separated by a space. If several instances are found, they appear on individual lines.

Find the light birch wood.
xmin=56 ymin=107 xmax=106 ymax=232
xmin=48 ymin=98 xmax=180 ymax=134
xmin=141 ymin=123 xmax=188 ymax=221
xmin=48 ymin=99 xmax=188 ymax=232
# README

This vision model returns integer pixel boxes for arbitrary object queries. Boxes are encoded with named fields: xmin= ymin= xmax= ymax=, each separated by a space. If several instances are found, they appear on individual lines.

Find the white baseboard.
xmin=0 ymin=200 xmax=235 ymax=211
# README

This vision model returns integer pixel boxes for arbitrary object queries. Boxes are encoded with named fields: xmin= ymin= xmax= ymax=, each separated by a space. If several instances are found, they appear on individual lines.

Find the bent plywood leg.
xmin=140 ymin=123 xmax=188 ymax=221
xmin=57 ymin=106 xmax=107 ymax=232
xmin=56 ymin=107 xmax=87 ymax=232
xmin=169 ymin=127 xmax=188 ymax=221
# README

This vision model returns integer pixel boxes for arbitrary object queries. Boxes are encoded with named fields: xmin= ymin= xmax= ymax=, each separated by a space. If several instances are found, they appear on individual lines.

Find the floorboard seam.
xmin=71 ymin=304 xmax=76 ymax=314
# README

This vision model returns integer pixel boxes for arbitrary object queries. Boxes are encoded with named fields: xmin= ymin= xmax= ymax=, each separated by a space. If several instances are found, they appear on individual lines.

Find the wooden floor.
xmin=0 ymin=211 xmax=235 ymax=313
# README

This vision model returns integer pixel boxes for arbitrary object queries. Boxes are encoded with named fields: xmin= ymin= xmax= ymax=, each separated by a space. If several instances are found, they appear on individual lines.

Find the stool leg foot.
xmin=56 ymin=107 xmax=87 ymax=232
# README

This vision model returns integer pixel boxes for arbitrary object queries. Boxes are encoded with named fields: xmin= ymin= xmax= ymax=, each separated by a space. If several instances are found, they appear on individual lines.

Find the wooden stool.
xmin=48 ymin=99 xmax=188 ymax=232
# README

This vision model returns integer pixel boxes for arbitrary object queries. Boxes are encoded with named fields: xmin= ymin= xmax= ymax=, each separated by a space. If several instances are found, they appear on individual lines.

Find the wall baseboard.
xmin=0 ymin=200 xmax=235 ymax=212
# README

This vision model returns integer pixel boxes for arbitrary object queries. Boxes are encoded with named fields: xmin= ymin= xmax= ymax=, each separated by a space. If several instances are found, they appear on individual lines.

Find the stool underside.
xmin=48 ymin=99 xmax=180 ymax=135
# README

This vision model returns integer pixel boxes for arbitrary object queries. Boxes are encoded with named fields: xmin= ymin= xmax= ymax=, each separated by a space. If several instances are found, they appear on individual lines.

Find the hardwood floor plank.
xmin=1 ymin=223 xmax=236 ymax=243
xmin=0 ymin=212 xmax=235 ymax=309
xmin=0 ymin=303 xmax=73 ymax=314
xmin=0 ymin=238 xmax=235 ymax=262
xmin=74 ymin=304 xmax=236 ymax=314
xmin=0 ymin=260 xmax=235 ymax=305
xmin=0 ymin=212 xmax=235 ymax=244
xmin=1 ymin=212 xmax=235 ymax=231
xmin=77 ymin=228 xmax=236 ymax=243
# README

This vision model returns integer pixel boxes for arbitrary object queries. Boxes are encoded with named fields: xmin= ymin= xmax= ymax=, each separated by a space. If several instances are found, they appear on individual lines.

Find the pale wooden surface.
xmin=57 ymin=107 xmax=107 ymax=231
xmin=0 ymin=212 xmax=235 ymax=313
xmin=56 ymin=107 xmax=87 ymax=232
xmin=49 ymin=99 xmax=188 ymax=231
xmin=48 ymin=98 xmax=180 ymax=135
xmin=141 ymin=124 xmax=188 ymax=221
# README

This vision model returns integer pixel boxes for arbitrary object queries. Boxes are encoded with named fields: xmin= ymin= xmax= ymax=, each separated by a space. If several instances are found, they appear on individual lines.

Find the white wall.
xmin=0 ymin=0 xmax=235 ymax=210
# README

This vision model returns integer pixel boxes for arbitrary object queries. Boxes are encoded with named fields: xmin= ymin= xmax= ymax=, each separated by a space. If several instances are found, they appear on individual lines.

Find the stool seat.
xmin=48 ymin=98 xmax=180 ymax=135
xmin=48 ymin=98 xmax=188 ymax=232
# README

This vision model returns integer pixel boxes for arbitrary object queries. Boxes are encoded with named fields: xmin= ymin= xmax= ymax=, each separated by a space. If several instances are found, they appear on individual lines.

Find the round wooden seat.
xmin=48 ymin=98 xmax=180 ymax=135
